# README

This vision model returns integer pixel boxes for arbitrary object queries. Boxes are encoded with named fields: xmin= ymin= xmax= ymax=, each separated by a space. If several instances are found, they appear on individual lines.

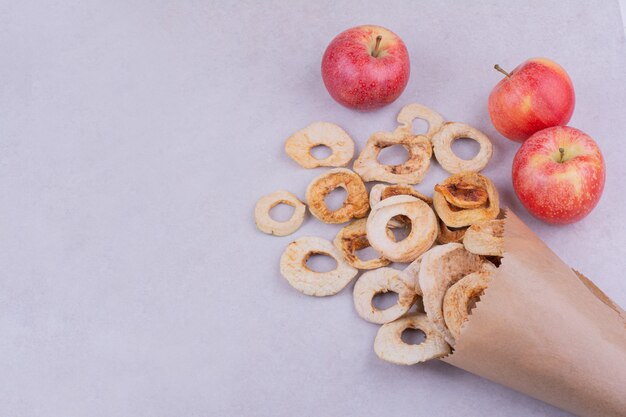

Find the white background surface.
xmin=621 ymin=0 xmax=626 ymax=34
xmin=1 ymin=1 xmax=625 ymax=416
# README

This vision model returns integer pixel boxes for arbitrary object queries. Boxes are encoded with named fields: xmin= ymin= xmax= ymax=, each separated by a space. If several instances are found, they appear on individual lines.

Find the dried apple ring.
xmin=353 ymin=130 xmax=432 ymax=184
xmin=254 ymin=190 xmax=306 ymax=236
xmin=369 ymin=183 xmax=432 ymax=228
xmin=433 ymin=172 xmax=500 ymax=228
xmin=285 ymin=122 xmax=355 ymax=168
xmin=436 ymin=219 xmax=467 ymax=244
xmin=434 ymin=181 xmax=488 ymax=209
xmin=333 ymin=218 xmax=393 ymax=270
xmin=463 ymin=219 xmax=505 ymax=257
xmin=353 ymin=267 xmax=418 ymax=324
xmin=306 ymin=168 xmax=369 ymax=224
xmin=374 ymin=313 xmax=451 ymax=365
xmin=443 ymin=269 xmax=493 ymax=343
xmin=431 ymin=122 xmax=493 ymax=174
xmin=396 ymin=103 xmax=445 ymax=139
xmin=280 ymin=236 xmax=358 ymax=297
xmin=418 ymin=243 xmax=495 ymax=344
xmin=366 ymin=195 xmax=438 ymax=263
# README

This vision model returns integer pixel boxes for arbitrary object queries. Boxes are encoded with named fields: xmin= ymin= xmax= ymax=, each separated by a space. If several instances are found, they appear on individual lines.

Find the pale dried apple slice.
xmin=443 ymin=268 xmax=494 ymax=344
xmin=254 ymin=190 xmax=306 ymax=236
xmin=374 ymin=313 xmax=451 ymax=365
xmin=463 ymin=219 xmax=505 ymax=257
xmin=431 ymin=122 xmax=492 ymax=174
xmin=433 ymin=172 xmax=500 ymax=228
xmin=418 ymin=243 xmax=495 ymax=344
xmin=369 ymin=183 xmax=433 ymax=228
xmin=366 ymin=195 xmax=438 ymax=263
xmin=280 ymin=236 xmax=358 ymax=296
xmin=395 ymin=103 xmax=445 ymax=139
xmin=306 ymin=168 xmax=369 ymax=224
xmin=285 ymin=122 xmax=355 ymax=168
xmin=353 ymin=267 xmax=418 ymax=324
xmin=353 ymin=130 xmax=432 ymax=184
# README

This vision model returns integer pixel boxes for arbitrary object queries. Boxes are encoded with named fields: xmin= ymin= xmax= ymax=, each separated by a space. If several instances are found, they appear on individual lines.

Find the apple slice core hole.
xmin=324 ymin=186 xmax=348 ymax=211
xmin=305 ymin=252 xmax=338 ymax=273
xmin=410 ymin=118 xmax=429 ymax=135
xmin=356 ymin=245 xmax=381 ymax=261
xmin=378 ymin=144 xmax=409 ymax=165
xmin=310 ymin=144 xmax=333 ymax=160
xmin=451 ymin=137 xmax=481 ymax=161
xmin=401 ymin=328 xmax=427 ymax=345
xmin=372 ymin=291 xmax=400 ymax=310
xmin=269 ymin=202 xmax=296 ymax=222
xmin=389 ymin=215 xmax=412 ymax=242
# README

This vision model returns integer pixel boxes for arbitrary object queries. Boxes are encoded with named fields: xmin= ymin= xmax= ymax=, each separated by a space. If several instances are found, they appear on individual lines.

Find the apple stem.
xmin=372 ymin=35 xmax=383 ymax=57
xmin=559 ymin=147 xmax=565 ymax=162
xmin=494 ymin=64 xmax=511 ymax=78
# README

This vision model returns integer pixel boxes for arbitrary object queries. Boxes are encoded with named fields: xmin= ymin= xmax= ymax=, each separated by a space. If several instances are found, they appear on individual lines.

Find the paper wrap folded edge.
xmin=442 ymin=209 xmax=626 ymax=417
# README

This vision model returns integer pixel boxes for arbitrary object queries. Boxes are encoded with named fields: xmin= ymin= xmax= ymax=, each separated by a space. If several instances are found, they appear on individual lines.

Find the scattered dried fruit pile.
xmin=255 ymin=103 xmax=506 ymax=365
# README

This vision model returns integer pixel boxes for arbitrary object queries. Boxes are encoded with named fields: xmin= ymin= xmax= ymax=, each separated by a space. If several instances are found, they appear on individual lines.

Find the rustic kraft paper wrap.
xmin=442 ymin=210 xmax=626 ymax=417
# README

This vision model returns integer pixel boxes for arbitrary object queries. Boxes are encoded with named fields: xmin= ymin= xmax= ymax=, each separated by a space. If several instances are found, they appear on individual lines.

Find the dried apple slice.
xmin=306 ymin=168 xmax=369 ymax=224
xmin=374 ymin=313 xmax=451 ymax=365
xmin=418 ymin=243 xmax=495 ymax=344
xmin=431 ymin=122 xmax=493 ymax=174
xmin=395 ymin=103 xmax=446 ymax=139
xmin=353 ymin=267 xmax=418 ymax=324
xmin=443 ymin=268 xmax=494 ymax=343
xmin=254 ymin=190 xmax=306 ymax=236
xmin=353 ymin=130 xmax=432 ymax=184
xmin=369 ymin=183 xmax=432 ymax=228
xmin=285 ymin=122 xmax=355 ymax=168
xmin=280 ymin=236 xmax=358 ymax=296
xmin=433 ymin=172 xmax=500 ymax=228
xmin=434 ymin=182 xmax=488 ymax=209
xmin=463 ymin=219 xmax=505 ymax=257
xmin=333 ymin=218 xmax=392 ymax=270
xmin=366 ymin=195 xmax=438 ymax=263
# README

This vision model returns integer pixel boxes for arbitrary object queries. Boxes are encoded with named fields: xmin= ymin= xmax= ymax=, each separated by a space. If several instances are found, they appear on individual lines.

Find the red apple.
xmin=488 ymin=58 xmax=575 ymax=142
xmin=512 ymin=126 xmax=605 ymax=224
xmin=321 ymin=25 xmax=409 ymax=110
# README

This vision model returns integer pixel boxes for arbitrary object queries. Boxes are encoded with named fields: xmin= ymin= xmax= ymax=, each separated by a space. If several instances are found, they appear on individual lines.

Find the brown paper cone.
xmin=442 ymin=210 xmax=626 ymax=417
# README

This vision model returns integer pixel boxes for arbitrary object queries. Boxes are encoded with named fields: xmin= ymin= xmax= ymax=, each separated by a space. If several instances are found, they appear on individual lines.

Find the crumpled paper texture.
xmin=443 ymin=210 xmax=626 ymax=417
